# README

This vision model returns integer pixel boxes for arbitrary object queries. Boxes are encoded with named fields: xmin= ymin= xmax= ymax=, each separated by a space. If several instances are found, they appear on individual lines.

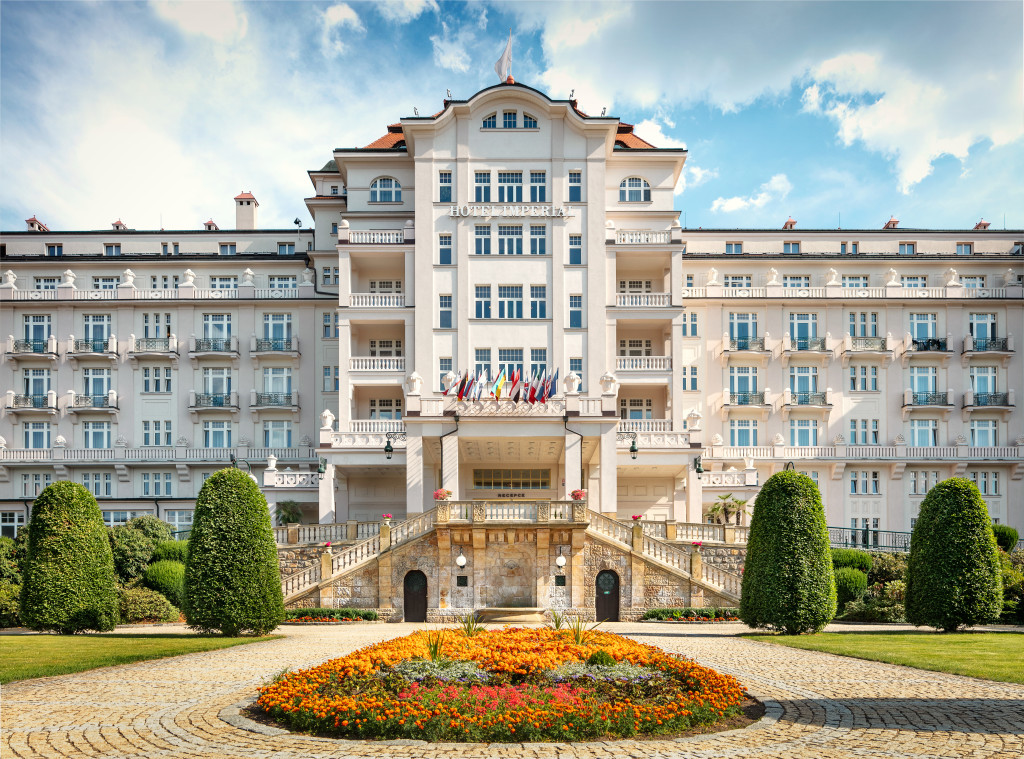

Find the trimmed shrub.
xmin=586 ymin=649 xmax=617 ymax=666
xmin=284 ymin=607 xmax=379 ymax=621
xmin=108 ymin=526 xmax=154 ymax=582
xmin=144 ymin=560 xmax=185 ymax=608
xmin=127 ymin=514 xmax=174 ymax=544
xmin=0 ymin=536 xmax=22 ymax=585
xmin=835 ymin=567 xmax=869 ymax=611
xmin=905 ymin=478 xmax=1003 ymax=631
xmin=740 ymin=471 xmax=837 ymax=634
xmin=184 ymin=468 xmax=285 ymax=636
xmin=998 ymin=551 xmax=1024 ymax=625
xmin=119 ymin=585 xmax=180 ymax=623
xmin=151 ymin=540 xmax=188 ymax=564
xmin=840 ymin=581 xmax=907 ymax=623
xmin=867 ymin=552 xmax=908 ymax=586
xmin=20 ymin=481 xmax=119 ymax=634
xmin=640 ymin=607 xmax=739 ymax=620
xmin=992 ymin=524 xmax=1019 ymax=554
xmin=0 ymin=582 xmax=21 ymax=627
xmin=831 ymin=548 xmax=872 ymax=573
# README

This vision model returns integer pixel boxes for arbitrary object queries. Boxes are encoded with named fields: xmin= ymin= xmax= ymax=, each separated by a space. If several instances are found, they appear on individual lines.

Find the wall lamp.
xmin=693 ymin=455 xmax=704 ymax=480
xmin=555 ymin=545 xmax=567 ymax=569
xmin=384 ymin=431 xmax=407 ymax=460
xmin=229 ymin=453 xmax=251 ymax=473
xmin=615 ymin=431 xmax=639 ymax=460
xmin=784 ymin=461 xmax=795 ymax=471
xmin=455 ymin=547 xmax=467 ymax=568
xmin=317 ymin=457 xmax=327 ymax=480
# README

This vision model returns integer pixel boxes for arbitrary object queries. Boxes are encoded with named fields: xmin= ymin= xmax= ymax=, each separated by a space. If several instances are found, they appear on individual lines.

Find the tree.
xmin=108 ymin=526 xmax=154 ymax=582
xmin=273 ymin=500 xmax=304 ymax=526
xmin=707 ymin=493 xmax=748 ymax=525
xmin=740 ymin=470 xmax=836 ymax=634
xmin=20 ymin=481 xmax=118 ymax=634
xmin=126 ymin=514 xmax=174 ymax=543
xmin=183 ymin=468 xmax=285 ymax=636
xmin=905 ymin=478 xmax=1002 ymax=632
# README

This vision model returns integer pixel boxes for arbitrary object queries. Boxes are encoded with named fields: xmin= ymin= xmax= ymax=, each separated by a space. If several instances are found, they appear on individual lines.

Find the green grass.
xmin=745 ymin=631 xmax=1024 ymax=684
xmin=0 ymin=633 xmax=281 ymax=684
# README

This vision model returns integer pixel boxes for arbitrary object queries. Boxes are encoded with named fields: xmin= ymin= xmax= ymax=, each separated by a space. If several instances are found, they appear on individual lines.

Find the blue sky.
xmin=1 ymin=0 xmax=1021 ymax=232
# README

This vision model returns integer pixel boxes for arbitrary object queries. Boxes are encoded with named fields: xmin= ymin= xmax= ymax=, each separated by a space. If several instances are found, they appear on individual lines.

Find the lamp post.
xmin=615 ymin=431 xmax=639 ymax=460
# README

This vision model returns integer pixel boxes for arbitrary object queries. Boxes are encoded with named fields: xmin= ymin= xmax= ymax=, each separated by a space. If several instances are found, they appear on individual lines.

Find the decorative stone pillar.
xmin=631 ymin=522 xmax=644 ymax=553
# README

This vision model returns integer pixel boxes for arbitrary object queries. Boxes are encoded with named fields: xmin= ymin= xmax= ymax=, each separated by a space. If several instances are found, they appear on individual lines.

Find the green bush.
xmin=0 ymin=536 xmax=22 ymax=585
xmin=867 ymin=552 xmax=908 ymax=586
xmin=108 ymin=526 xmax=154 ymax=582
xmin=184 ymin=468 xmax=285 ymax=636
xmin=992 ymin=524 xmax=1020 ymax=553
xmin=144 ymin=560 xmax=185 ymax=608
xmin=905 ymin=478 xmax=1003 ymax=632
xmin=835 ymin=567 xmax=869 ymax=611
xmin=0 ymin=582 xmax=21 ymax=627
xmin=840 ymin=581 xmax=907 ymax=623
xmin=586 ymin=649 xmax=616 ymax=666
xmin=118 ymin=585 xmax=180 ymax=623
xmin=283 ymin=607 xmax=378 ymax=621
xmin=640 ymin=607 xmax=739 ymax=620
xmin=151 ymin=540 xmax=188 ymax=563
xmin=20 ymin=481 xmax=119 ymax=634
xmin=831 ymin=548 xmax=872 ymax=573
xmin=998 ymin=551 xmax=1024 ymax=625
xmin=740 ymin=471 xmax=837 ymax=635
xmin=126 ymin=514 xmax=174 ymax=544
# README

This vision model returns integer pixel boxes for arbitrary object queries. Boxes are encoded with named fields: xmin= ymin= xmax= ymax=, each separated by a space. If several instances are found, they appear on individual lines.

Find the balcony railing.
xmin=72 ymin=393 xmax=115 ymax=408
xmin=349 ymin=230 xmax=405 ymax=244
xmin=616 ymin=230 xmax=670 ymax=245
xmin=729 ymin=392 xmax=765 ymax=405
xmin=908 ymin=391 xmax=950 ymax=406
xmin=911 ymin=337 xmax=948 ymax=351
xmin=615 ymin=292 xmax=672 ymax=308
xmin=254 ymin=338 xmax=294 ymax=352
xmin=790 ymin=391 xmax=828 ymax=405
xmin=73 ymin=339 xmax=112 ymax=353
xmin=349 ymin=293 xmax=406 ymax=308
xmin=617 ymin=419 xmax=672 ymax=433
xmin=133 ymin=337 xmax=172 ymax=352
xmin=193 ymin=393 xmax=235 ymax=408
xmin=614 ymin=356 xmax=671 ymax=371
xmin=789 ymin=337 xmax=827 ymax=351
xmin=10 ymin=394 xmax=54 ymax=409
xmin=11 ymin=339 xmax=52 ymax=354
xmin=969 ymin=392 xmax=1010 ymax=407
xmin=349 ymin=357 xmax=405 ymax=371
xmin=849 ymin=337 xmax=886 ymax=351
xmin=728 ymin=337 xmax=765 ymax=351
xmin=253 ymin=392 xmax=294 ymax=407
xmin=192 ymin=337 xmax=234 ymax=352
xmin=965 ymin=337 xmax=1009 ymax=352
xmin=828 ymin=527 xmax=911 ymax=553
xmin=348 ymin=420 xmax=406 ymax=433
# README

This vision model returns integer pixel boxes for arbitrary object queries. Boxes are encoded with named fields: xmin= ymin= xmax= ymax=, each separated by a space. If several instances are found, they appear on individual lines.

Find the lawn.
xmin=745 ymin=631 xmax=1024 ymax=684
xmin=0 ymin=633 xmax=280 ymax=684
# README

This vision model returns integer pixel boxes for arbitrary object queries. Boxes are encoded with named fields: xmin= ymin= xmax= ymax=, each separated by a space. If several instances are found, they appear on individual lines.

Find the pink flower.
xmin=692 ymin=541 xmax=702 ymax=547
xmin=631 ymin=514 xmax=642 ymax=521
xmin=325 ymin=541 xmax=331 ymax=547
xmin=382 ymin=513 xmax=393 ymax=519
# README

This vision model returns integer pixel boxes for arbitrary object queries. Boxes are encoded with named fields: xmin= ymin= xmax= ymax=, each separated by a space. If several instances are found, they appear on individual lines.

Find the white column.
xmin=318 ymin=463 xmax=337 ymax=523
xmin=599 ymin=426 xmax=617 ymax=514
xmin=686 ymin=467 xmax=703 ymax=523
xmin=565 ymin=429 xmax=582 ymax=495
xmin=406 ymin=431 xmax=424 ymax=515
xmin=441 ymin=431 xmax=460 ymax=500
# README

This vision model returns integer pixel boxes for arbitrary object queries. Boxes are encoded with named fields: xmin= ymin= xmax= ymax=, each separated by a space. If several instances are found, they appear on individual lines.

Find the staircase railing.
xmin=332 ymin=534 xmax=381 ymax=576
xmin=587 ymin=510 xmax=633 ymax=546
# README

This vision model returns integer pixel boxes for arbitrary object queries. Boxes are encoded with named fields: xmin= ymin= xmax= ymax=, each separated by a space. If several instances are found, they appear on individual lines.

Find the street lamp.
xmin=616 ymin=431 xmax=639 ymax=460
xmin=693 ymin=455 xmax=704 ymax=480
xmin=229 ymin=453 xmax=251 ymax=473
xmin=784 ymin=461 xmax=795 ymax=470
xmin=384 ymin=431 xmax=407 ymax=460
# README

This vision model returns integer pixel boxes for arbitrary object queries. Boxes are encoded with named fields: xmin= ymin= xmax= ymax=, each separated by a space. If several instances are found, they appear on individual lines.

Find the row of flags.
xmin=445 ymin=368 xmax=560 ymax=404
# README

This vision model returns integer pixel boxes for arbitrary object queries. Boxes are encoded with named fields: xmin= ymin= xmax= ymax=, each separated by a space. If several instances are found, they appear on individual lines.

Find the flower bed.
xmin=256 ymin=627 xmax=745 ymax=742
xmin=642 ymin=607 xmax=740 ymax=622
xmin=283 ymin=608 xmax=379 ymax=624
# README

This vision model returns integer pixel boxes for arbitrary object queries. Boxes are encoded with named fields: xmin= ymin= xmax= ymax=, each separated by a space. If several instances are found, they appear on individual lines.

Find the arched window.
xmin=370 ymin=177 xmax=401 ymax=203
xmin=523 ymin=113 xmax=538 ymax=129
xmin=619 ymin=177 xmax=651 ymax=203
xmin=482 ymin=113 xmax=497 ymax=129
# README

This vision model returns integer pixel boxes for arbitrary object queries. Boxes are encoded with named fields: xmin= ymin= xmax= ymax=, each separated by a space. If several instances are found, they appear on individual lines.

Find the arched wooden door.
xmin=403 ymin=570 xmax=428 ymax=623
xmin=595 ymin=570 xmax=620 ymax=622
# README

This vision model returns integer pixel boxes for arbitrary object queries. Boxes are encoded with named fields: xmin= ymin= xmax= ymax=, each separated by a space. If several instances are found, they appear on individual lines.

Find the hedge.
xmin=126 ymin=515 xmax=174 ymax=544
xmin=0 ymin=582 xmax=20 ymax=627
xmin=640 ymin=607 xmax=739 ymax=620
xmin=0 ymin=537 xmax=21 ymax=585
xmin=144 ymin=560 xmax=185 ymax=608
xmin=20 ymin=481 xmax=119 ymax=634
xmin=831 ymin=548 xmax=872 ymax=573
xmin=151 ymin=540 xmax=188 ymax=564
xmin=118 ymin=585 xmax=181 ymax=624
xmin=108 ymin=526 xmax=154 ymax=582
xmin=183 ymin=468 xmax=285 ymax=636
xmin=992 ymin=524 xmax=1019 ymax=554
xmin=740 ymin=471 xmax=837 ymax=634
xmin=905 ymin=478 xmax=1003 ymax=631
xmin=835 ymin=567 xmax=869 ymax=611
xmin=284 ymin=607 xmax=379 ymax=621
xmin=867 ymin=552 xmax=908 ymax=586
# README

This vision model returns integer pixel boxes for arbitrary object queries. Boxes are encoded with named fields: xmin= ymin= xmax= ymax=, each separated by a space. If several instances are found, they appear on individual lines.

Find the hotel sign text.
xmin=448 ymin=205 xmax=576 ymax=219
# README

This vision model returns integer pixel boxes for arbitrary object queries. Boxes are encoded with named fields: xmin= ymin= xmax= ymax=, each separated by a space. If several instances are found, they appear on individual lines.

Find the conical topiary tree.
xmin=183 ymin=467 xmax=284 ymax=635
xmin=740 ymin=470 xmax=837 ymax=634
xmin=905 ymin=477 xmax=1002 ymax=631
xmin=20 ymin=481 xmax=119 ymax=634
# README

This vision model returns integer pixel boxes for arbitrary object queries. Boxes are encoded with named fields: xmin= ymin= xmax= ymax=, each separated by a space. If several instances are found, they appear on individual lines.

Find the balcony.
xmin=343 ymin=229 xmax=406 ymax=245
xmin=67 ymin=391 xmax=119 ymax=414
xmin=901 ymin=388 xmax=953 ymax=420
xmin=249 ymin=336 xmax=300 ymax=364
xmin=325 ymin=421 xmax=407 ymax=449
xmin=349 ymin=293 xmax=406 ymax=308
xmin=249 ymin=390 xmax=300 ymax=419
xmin=614 ymin=292 xmax=672 ymax=308
xmin=842 ymin=334 xmax=895 ymax=366
xmin=188 ymin=391 xmax=239 ymax=419
xmin=67 ymin=336 xmax=118 ymax=366
xmin=5 ymin=336 xmax=59 ymax=363
xmin=128 ymin=335 xmax=180 ymax=366
xmin=962 ymin=335 xmax=1014 ymax=367
xmin=781 ymin=388 xmax=832 ymax=419
xmin=615 ymin=421 xmax=689 ymax=450
xmin=721 ymin=391 xmax=771 ymax=421
xmin=4 ymin=391 xmax=58 ymax=414
xmin=729 ymin=391 xmax=765 ymax=405
xmin=902 ymin=334 xmax=953 ymax=367
xmin=0 ymin=446 xmax=316 ymax=466
xmin=614 ymin=356 xmax=671 ymax=373
xmin=349 ymin=356 xmax=405 ymax=372
xmin=617 ymin=419 xmax=673 ymax=433
xmin=962 ymin=390 xmax=1015 ymax=420
xmin=615 ymin=230 xmax=672 ymax=245
xmin=782 ymin=335 xmax=832 ymax=366
xmin=910 ymin=337 xmax=948 ymax=352
xmin=188 ymin=336 xmax=239 ymax=366
xmin=719 ymin=334 xmax=771 ymax=366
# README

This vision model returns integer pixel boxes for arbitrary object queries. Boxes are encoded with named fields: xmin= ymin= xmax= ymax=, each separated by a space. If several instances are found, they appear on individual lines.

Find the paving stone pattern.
xmin=2 ymin=622 xmax=1022 ymax=758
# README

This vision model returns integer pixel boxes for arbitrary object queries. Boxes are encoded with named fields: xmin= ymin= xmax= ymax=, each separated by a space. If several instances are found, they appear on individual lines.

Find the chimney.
xmin=883 ymin=216 xmax=899 ymax=230
xmin=112 ymin=219 xmax=128 ymax=231
xmin=973 ymin=219 xmax=990 ymax=230
xmin=204 ymin=219 xmax=219 ymax=231
xmin=25 ymin=216 xmax=50 ymax=232
xmin=234 ymin=191 xmax=258 ymax=230
xmin=782 ymin=217 xmax=797 ymax=230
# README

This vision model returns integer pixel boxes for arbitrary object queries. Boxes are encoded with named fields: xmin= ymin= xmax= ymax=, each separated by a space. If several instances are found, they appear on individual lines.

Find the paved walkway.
xmin=1 ymin=622 xmax=1022 ymax=758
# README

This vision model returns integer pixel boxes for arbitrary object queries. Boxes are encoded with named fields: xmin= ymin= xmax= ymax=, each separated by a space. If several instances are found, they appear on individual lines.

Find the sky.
xmin=1 ymin=0 xmax=1022 ymax=232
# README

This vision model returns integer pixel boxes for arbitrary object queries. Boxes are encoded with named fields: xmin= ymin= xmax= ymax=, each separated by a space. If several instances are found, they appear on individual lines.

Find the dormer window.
xmin=523 ymin=113 xmax=538 ymax=129
xmin=503 ymin=111 xmax=517 ymax=129
xmin=370 ymin=177 xmax=401 ymax=203
xmin=619 ymin=177 xmax=651 ymax=202
xmin=482 ymin=113 xmax=497 ymax=129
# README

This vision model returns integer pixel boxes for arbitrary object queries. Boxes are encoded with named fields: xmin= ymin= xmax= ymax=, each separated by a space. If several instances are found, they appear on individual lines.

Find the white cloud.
xmin=377 ymin=0 xmax=438 ymax=24
xmin=686 ymin=165 xmax=718 ymax=187
xmin=151 ymin=0 xmax=248 ymax=44
xmin=632 ymin=119 xmax=686 ymax=149
xmin=430 ymin=22 xmax=471 ymax=72
xmin=711 ymin=174 xmax=792 ymax=213
xmin=321 ymin=3 xmax=364 ymax=57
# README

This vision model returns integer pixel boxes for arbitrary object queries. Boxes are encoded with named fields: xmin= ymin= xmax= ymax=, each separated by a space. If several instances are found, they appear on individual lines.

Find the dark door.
xmin=595 ymin=570 xmax=620 ymax=622
xmin=404 ymin=570 xmax=427 ymax=623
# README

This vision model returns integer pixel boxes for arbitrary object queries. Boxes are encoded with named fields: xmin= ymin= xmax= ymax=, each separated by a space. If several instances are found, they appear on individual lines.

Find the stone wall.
xmin=389 ymin=532 xmax=440 ymax=616
xmin=698 ymin=544 xmax=747 ymax=575
xmin=277 ymin=545 xmax=322 ymax=577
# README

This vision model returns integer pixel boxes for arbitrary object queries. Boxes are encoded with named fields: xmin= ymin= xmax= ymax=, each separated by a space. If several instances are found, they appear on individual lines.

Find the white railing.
xmin=905 ymin=446 xmax=958 ymax=459
xmin=718 ymin=287 xmax=767 ymax=298
xmin=357 ymin=522 xmax=381 ymax=539
xmin=846 ymin=446 xmax=898 ymax=459
xmin=733 ymin=526 xmax=750 ymax=543
xmin=349 ymin=293 xmax=406 ymax=308
xmin=484 ymin=503 xmax=538 ymax=521
xmin=349 ymin=356 xmax=406 ymax=371
xmin=642 ymin=535 xmax=691 ymax=576
xmin=253 ymin=288 xmax=300 ymax=299
xmin=550 ymin=502 xmax=573 ymax=521
xmin=450 ymin=502 xmax=474 ymax=521
xmin=680 ymin=287 xmax=707 ymax=298
xmin=390 ymin=510 xmax=436 ymax=547
xmin=282 ymin=564 xmax=321 ymax=598
xmin=702 ymin=471 xmax=754 ymax=487
xmin=11 ymin=289 xmax=57 ymax=300
xmin=72 ymin=289 xmax=117 ymax=300
xmin=968 ymin=446 xmax=1022 ymax=458
xmin=587 ymin=510 xmax=633 ymax=546
xmin=702 ymin=562 xmax=743 ymax=599
xmin=331 ymin=534 xmax=381 ymax=575
xmin=269 ymin=471 xmax=318 ymax=488
xmin=618 ymin=419 xmax=672 ymax=433
xmin=614 ymin=356 xmax=671 ymax=371
xmin=676 ymin=523 xmax=726 ymax=542
xmin=616 ymin=230 xmax=670 ymax=245
xmin=638 ymin=520 xmax=667 ymax=539
xmin=294 ymin=523 xmax=350 ymax=545
xmin=615 ymin=292 xmax=672 ymax=308
xmin=348 ymin=420 xmax=406 ymax=433
xmin=193 ymin=288 xmax=238 ymax=299
xmin=782 ymin=446 xmax=836 ymax=459
xmin=349 ymin=230 xmax=405 ymax=244
xmin=183 ymin=448 xmax=233 ymax=461
xmin=713 ymin=446 xmax=774 ymax=459
xmin=247 ymin=447 xmax=316 ymax=459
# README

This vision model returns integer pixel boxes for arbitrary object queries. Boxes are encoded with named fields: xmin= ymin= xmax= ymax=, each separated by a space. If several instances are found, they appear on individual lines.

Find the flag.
xmin=549 ymin=368 xmax=559 ymax=399
xmin=538 ymin=371 xmax=550 ymax=404
xmin=494 ymin=30 xmax=512 ymax=82
xmin=509 ymin=368 xmax=521 ymax=402
xmin=493 ymin=367 xmax=507 ymax=399
xmin=465 ymin=372 xmax=476 ymax=400
xmin=528 ymin=373 xmax=538 ymax=404
xmin=456 ymin=372 xmax=468 ymax=400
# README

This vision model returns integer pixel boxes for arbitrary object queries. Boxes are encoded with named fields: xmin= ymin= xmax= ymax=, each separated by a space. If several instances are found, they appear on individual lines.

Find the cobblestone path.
xmin=2 ymin=622 xmax=1021 ymax=758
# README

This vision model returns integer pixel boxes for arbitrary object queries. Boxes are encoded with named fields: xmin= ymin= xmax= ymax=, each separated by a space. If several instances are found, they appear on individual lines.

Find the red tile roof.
xmin=362 ymin=124 xmax=406 ymax=150
xmin=234 ymin=191 xmax=258 ymax=202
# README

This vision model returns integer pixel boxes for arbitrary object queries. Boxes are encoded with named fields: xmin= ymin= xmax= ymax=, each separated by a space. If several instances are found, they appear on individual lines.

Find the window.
xmin=729 ymin=313 xmax=758 ymax=341
xmin=278 ymin=243 xmax=295 ymax=256
xmin=529 ymin=171 xmax=546 ymax=202
xmin=790 ymin=419 xmax=819 ymax=446
xmin=729 ymin=366 xmax=758 ymax=396
xmin=46 ymin=244 xmax=63 ymax=257
xmin=503 ymin=110 xmax=517 ymax=129
xmin=497 ymin=348 xmax=523 ymax=380
xmin=909 ymin=366 xmax=937 ymax=394
xmin=850 ymin=470 xmax=881 ymax=495
xmin=323 ymin=313 xmax=339 ymax=338
xmin=842 ymin=276 xmax=868 ymax=288
xmin=323 ymin=366 xmax=339 ymax=392
xmin=103 ymin=510 xmax=147 ymax=527
xmin=210 ymin=276 xmax=237 ymax=289
xmin=971 ymin=420 xmax=997 ymax=447
xmin=909 ymin=313 xmax=936 ymax=340
xmin=330 ymin=185 xmax=339 ymax=195
xmin=219 ymin=243 xmax=236 ymax=256
xmin=368 ymin=340 xmax=402 ymax=359
xmin=482 ymin=113 xmax=497 ymax=129
xmin=729 ymin=419 xmax=758 ymax=447
xmin=799 ymin=470 xmax=820 ymax=486
xmin=263 ymin=367 xmax=293 ymax=395
xmin=569 ymin=357 xmax=584 ymax=392
xmin=497 ymin=286 xmax=523 ymax=318
xmin=142 ymin=366 xmax=172 ymax=393
xmin=475 ymin=348 xmax=491 ymax=381
xmin=439 ymin=295 xmax=452 ymax=328
xmin=142 ymin=473 xmax=173 ymax=497
xmin=969 ymin=313 xmax=996 ymax=340
xmin=497 ymin=172 xmax=523 ymax=202
xmin=789 ymin=366 xmax=818 ymax=394
xmin=142 ymin=420 xmax=172 ymax=446
xmin=21 ymin=473 xmax=51 ymax=499
xmin=529 ymin=225 xmax=546 ymax=255
xmin=840 ymin=242 xmax=858 ymax=255
xmin=22 ymin=368 xmax=50 ymax=398
xmin=269 ymin=275 xmax=297 ymax=289
xmin=322 ymin=267 xmax=331 ymax=285
xmin=620 ymin=398 xmax=653 ymax=420
xmin=848 ymin=365 xmax=879 ymax=392
xmin=496 ymin=225 xmax=523 ymax=255
xmin=369 ymin=177 xmax=401 ymax=203
xmin=568 ymin=234 xmax=582 ymax=265
xmin=439 ymin=357 xmax=452 ymax=391
xmin=93 ymin=276 xmax=119 ymax=290
xmin=473 ymin=469 xmax=550 ymax=490
xmin=679 ymin=312 xmax=697 ymax=337
xmin=439 ymin=171 xmax=452 ymax=203
xmin=619 ymin=177 xmax=651 ymax=202
xmin=961 ymin=275 xmax=985 ymax=288
xmin=956 ymin=243 xmax=973 ymax=256
xmin=203 ymin=421 xmax=232 ymax=448
xmin=150 ymin=274 xmax=178 ymax=289
xmin=23 ymin=314 xmax=51 ymax=345
xmin=172 ymin=243 xmax=179 ymax=255
xmin=569 ymin=295 xmax=583 ymax=328
xmin=784 ymin=275 xmax=810 ymax=288
xmin=530 ymin=348 xmax=547 ymax=378
xmin=902 ymin=275 xmax=926 ymax=288
xmin=969 ymin=366 xmax=996 ymax=395
xmin=142 ymin=312 xmax=171 ymax=338
xmin=82 ymin=473 xmax=112 ymax=498
xmin=474 ymin=172 xmax=491 ymax=201
xmin=202 ymin=367 xmax=232 ymax=396
xmin=783 ymin=242 xmax=800 ymax=254
xmin=475 ymin=225 xmax=491 ymax=255
xmin=474 ymin=285 xmax=492 ymax=319
xmin=164 ymin=510 xmax=193 ymax=531
xmin=264 ymin=421 xmax=292 ymax=448
xmin=438 ymin=234 xmax=453 ymax=265
xmin=83 ymin=368 xmax=111 ymax=399
xmin=970 ymin=471 xmax=999 ymax=495
xmin=909 ymin=419 xmax=937 ymax=447
xmin=725 ymin=242 xmax=742 ymax=255
xmin=24 ymin=422 xmax=50 ymax=449
xmin=369 ymin=399 xmax=402 ymax=420
xmin=523 ymin=113 xmax=538 ymax=129
xmin=619 ymin=279 xmax=652 ymax=293
xmin=724 ymin=275 xmax=751 ymax=288
xmin=530 ymin=286 xmax=547 ymax=319
xmin=104 ymin=244 xmax=121 ymax=256
xmin=34 ymin=276 xmax=60 ymax=290
xmin=619 ymin=339 xmax=652 ymax=357
xmin=565 ymin=170 xmax=583 ymax=202
xmin=331 ymin=222 xmax=338 ymax=235
xmin=899 ymin=243 xmax=916 ymax=255
xmin=849 ymin=312 xmax=878 ymax=337
xmin=849 ymin=419 xmax=880 ymax=445
xmin=204 ymin=314 xmax=231 ymax=339
xmin=789 ymin=312 xmax=818 ymax=341
xmin=686 ymin=366 xmax=698 ymax=391
xmin=263 ymin=313 xmax=292 ymax=341
xmin=909 ymin=470 xmax=940 ymax=495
